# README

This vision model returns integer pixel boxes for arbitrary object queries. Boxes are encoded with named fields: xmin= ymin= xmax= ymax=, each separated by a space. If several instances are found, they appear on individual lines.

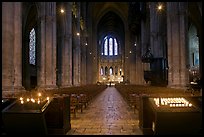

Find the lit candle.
xmin=20 ymin=97 xmax=23 ymax=101
xmin=27 ymin=98 xmax=30 ymax=102
xmin=38 ymin=93 xmax=41 ymax=97
xmin=189 ymin=103 xmax=192 ymax=107
xmin=21 ymin=100 xmax=24 ymax=104
xmin=161 ymin=101 xmax=164 ymax=105
xmin=31 ymin=98 xmax=35 ymax=103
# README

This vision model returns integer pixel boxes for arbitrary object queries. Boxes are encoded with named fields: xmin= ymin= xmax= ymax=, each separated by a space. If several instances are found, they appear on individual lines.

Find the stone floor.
xmin=66 ymin=87 xmax=143 ymax=135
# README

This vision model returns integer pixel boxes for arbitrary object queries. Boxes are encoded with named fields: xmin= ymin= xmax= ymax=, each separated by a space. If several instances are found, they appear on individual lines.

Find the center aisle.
xmin=66 ymin=87 xmax=143 ymax=135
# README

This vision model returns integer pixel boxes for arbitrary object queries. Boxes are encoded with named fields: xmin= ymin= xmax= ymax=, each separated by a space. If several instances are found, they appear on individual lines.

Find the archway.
xmin=22 ymin=3 xmax=38 ymax=90
xmin=188 ymin=24 xmax=200 ymax=82
xmin=97 ymin=11 xmax=125 ymax=84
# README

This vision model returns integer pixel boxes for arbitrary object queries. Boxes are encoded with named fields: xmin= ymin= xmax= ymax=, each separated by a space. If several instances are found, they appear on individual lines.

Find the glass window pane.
xmin=104 ymin=38 xmax=108 ymax=55
xmin=100 ymin=67 xmax=103 ymax=75
xmin=109 ymin=38 xmax=113 ymax=56
xmin=29 ymin=28 xmax=36 ymax=65
xmin=110 ymin=68 xmax=113 ymax=75
xmin=114 ymin=38 xmax=118 ymax=55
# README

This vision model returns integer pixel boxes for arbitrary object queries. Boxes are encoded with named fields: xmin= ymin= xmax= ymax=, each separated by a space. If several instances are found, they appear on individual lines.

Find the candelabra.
xmin=153 ymin=97 xmax=193 ymax=108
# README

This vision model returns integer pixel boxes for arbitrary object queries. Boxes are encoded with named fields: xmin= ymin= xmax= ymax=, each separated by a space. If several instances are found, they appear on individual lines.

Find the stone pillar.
xmin=61 ymin=2 xmax=73 ymax=87
xmin=124 ymin=27 xmax=130 ymax=83
xmin=80 ymin=37 xmax=87 ymax=85
xmin=135 ymin=36 xmax=145 ymax=85
xmin=128 ymin=34 xmax=136 ymax=84
xmin=38 ymin=2 xmax=57 ymax=89
xmin=141 ymin=9 xmax=151 ymax=85
xmin=92 ymin=16 xmax=98 ymax=84
xmin=86 ymin=34 xmax=92 ymax=84
xmin=73 ymin=2 xmax=81 ymax=86
xmin=149 ymin=2 xmax=166 ymax=58
xmin=38 ymin=3 xmax=46 ymax=88
xmin=167 ymin=2 xmax=188 ymax=88
xmin=2 ymin=2 xmax=25 ymax=95
xmin=80 ymin=3 xmax=87 ymax=85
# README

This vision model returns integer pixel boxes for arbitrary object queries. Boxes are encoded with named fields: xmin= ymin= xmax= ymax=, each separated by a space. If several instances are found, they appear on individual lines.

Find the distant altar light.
xmin=157 ymin=3 xmax=163 ymax=12
xmin=60 ymin=9 xmax=65 ymax=13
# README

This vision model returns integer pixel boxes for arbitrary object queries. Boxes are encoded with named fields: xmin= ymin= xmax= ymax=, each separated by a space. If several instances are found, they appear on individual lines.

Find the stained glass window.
xmin=104 ymin=38 xmax=108 ymax=55
xmin=103 ymin=36 xmax=119 ymax=56
xmin=110 ymin=67 xmax=113 ymax=75
xmin=114 ymin=39 xmax=118 ymax=55
xmin=188 ymin=25 xmax=199 ymax=67
xmin=100 ymin=67 xmax=103 ymax=75
xmin=114 ymin=38 xmax=118 ymax=55
xmin=29 ymin=28 xmax=36 ymax=65
xmin=109 ymin=38 xmax=113 ymax=56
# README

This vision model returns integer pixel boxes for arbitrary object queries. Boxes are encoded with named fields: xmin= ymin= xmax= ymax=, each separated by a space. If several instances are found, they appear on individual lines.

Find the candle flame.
xmin=38 ymin=93 xmax=41 ymax=97
xmin=21 ymin=100 xmax=24 ymax=104
xmin=153 ymin=97 xmax=192 ymax=108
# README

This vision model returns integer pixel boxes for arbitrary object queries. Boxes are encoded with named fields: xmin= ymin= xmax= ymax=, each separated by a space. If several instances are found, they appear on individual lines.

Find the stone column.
xmin=73 ymin=2 xmax=81 ymax=86
xmin=129 ymin=34 xmax=136 ymax=84
xmin=61 ymin=2 xmax=73 ymax=87
xmin=167 ymin=2 xmax=188 ymax=88
xmin=38 ymin=2 xmax=57 ymax=89
xmin=124 ymin=26 xmax=130 ymax=83
xmin=2 ymin=2 xmax=25 ymax=96
xmin=135 ymin=36 xmax=145 ymax=85
xmin=141 ymin=8 xmax=151 ymax=85
xmin=149 ymin=2 xmax=166 ymax=58
xmin=92 ymin=16 xmax=98 ymax=84
xmin=86 ymin=33 xmax=92 ymax=84
xmin=38 ymin=3 xmax=46 ymax=88
xmin=80 ymin=3 xmax=87 ymax=85
xmin=13 ymin=3 xmax=24 ymax=91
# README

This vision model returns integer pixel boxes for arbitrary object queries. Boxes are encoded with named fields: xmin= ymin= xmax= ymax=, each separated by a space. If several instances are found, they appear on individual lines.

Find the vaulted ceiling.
xmin=97 ymin=11 xmax=124 ymax=38
xmin=88 ymin=2 xmax=128 ymax=43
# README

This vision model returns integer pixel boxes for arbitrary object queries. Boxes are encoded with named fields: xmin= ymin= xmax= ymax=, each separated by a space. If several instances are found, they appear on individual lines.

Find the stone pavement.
xmin=66 ymin=87 xmax=143 ymax=135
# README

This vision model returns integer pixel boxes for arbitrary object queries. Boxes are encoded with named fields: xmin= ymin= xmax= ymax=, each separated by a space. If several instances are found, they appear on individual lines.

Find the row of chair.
xmin=115 ymin=84 xmax=193 ymax=113
xmin=47 ymin=84 xmax=107 ymax=118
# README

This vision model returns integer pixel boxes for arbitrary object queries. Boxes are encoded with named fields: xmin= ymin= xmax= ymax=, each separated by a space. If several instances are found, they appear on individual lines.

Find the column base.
xmin=167 ymin=84 xmax=187 ymax=90
xmin=59 ymin=85 xmax=73 ymax=89
xmin=37 ymin=85 xmax=58 ymax=90
xmin=2 ymin=86 xmax=27 ymax=98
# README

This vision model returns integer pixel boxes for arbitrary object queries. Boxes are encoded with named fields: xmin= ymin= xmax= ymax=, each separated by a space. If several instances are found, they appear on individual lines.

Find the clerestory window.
xmin=102 ymin=36 xmax=118 ymax=56
xmin=29 ymin=28 xmax=36 ymax=65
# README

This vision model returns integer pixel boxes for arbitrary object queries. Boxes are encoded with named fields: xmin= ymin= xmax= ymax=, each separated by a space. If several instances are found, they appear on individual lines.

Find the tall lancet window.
xmin=110 ymin=67 xmax=113 ymax=75
xmin=104 ymin=37 xmax=108 ymax=55
xmin=102 ymin=35 xmax=119 ymax=56
xmin=29 ymin=28 xmax=36 ymax=65
xmin=100 ymin=66 xmax=104 ymax=76
xmin=114 ymin=38 xmax=118 ymax=55
xmin=109 ymin=38 xmax=113 ymax=56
